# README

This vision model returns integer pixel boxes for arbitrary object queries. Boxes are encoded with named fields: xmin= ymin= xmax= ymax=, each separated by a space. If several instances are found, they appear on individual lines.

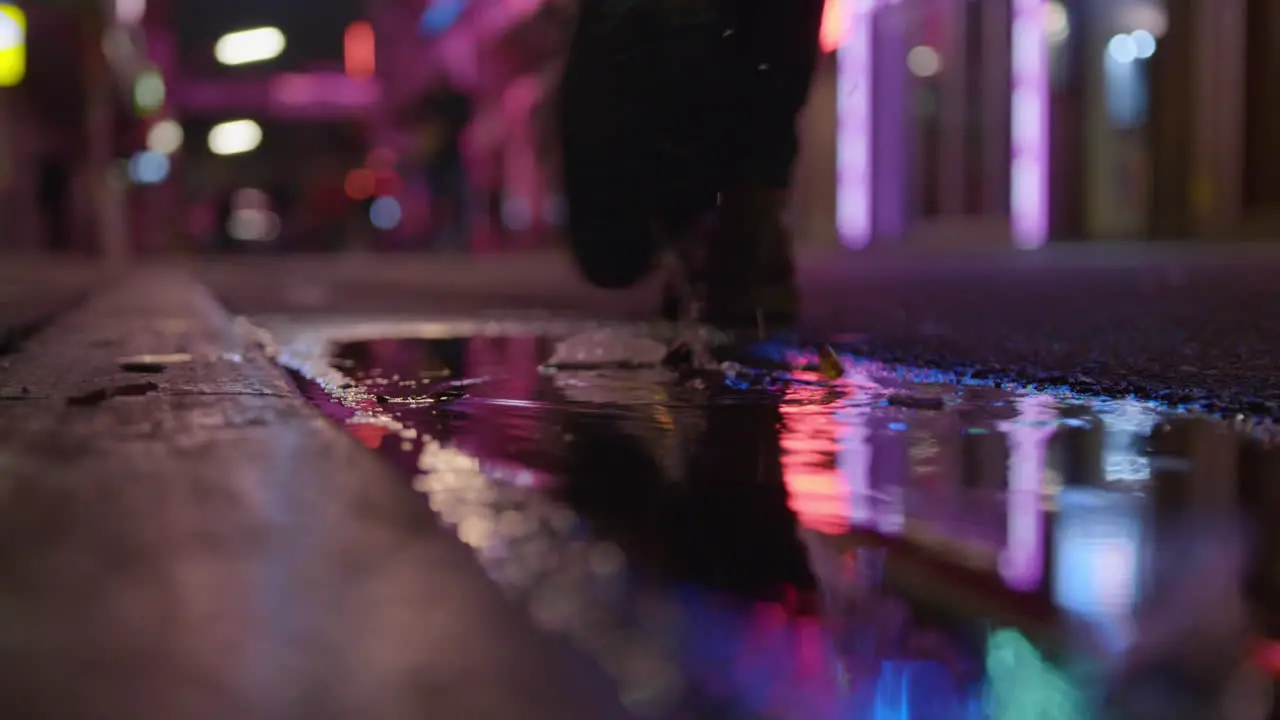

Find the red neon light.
xmin=820 ymin=0 xmax=848 ymax=53
xmin=344 ymin=21 xmax=376 ymax=78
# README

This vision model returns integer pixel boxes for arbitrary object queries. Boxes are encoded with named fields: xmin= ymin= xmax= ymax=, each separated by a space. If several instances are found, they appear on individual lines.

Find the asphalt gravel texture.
xmin=798 ymin=252 xmax=1280 ymax=419
xmin=15 ymin=244 xmax=1280 ymax=419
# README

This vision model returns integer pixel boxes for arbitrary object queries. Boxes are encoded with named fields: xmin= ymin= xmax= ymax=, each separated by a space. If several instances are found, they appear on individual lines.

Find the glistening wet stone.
xmin=273 ymin=318 xmax=1280 ymax=719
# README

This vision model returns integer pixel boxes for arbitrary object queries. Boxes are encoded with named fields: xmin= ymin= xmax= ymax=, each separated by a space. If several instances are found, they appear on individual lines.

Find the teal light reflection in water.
xmin=986 ymin=629 xmax=1089 ymax=720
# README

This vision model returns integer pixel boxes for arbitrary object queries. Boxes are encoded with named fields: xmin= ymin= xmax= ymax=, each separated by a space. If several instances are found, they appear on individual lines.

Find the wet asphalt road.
xmin=264 ymin=316 xmax=1280 ymax=719
xmin=5 ymin=249 xmax=1280 ymax=716
xmin=190 ymin=244 xmax=1280 ymax=419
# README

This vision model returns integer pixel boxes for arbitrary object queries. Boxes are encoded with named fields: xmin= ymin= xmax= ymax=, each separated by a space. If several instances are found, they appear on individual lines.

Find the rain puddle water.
xmin=267 ymin=318 xmax=1280 ymax=719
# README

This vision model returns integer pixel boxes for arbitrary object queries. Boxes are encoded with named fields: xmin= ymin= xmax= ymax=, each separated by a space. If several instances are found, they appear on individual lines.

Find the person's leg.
xmin=705 ymin=0 xmax=826 ymax=327
xmin=720 ymin=0 xmax=826 ymax=190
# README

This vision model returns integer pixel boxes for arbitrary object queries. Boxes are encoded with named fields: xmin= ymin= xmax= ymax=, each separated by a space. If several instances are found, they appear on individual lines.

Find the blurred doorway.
xmin=1242 ymin=0 xmax=1280 ymax=236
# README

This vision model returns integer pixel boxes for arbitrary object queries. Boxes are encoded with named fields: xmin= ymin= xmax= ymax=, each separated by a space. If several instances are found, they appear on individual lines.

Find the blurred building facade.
xmin=1 ymin=0 xmax=1277 ymax=255
xmin=799 ymin=0 xmax=1275 ymax=247
xmin=0 ymin=0 xmax=139 ymax=257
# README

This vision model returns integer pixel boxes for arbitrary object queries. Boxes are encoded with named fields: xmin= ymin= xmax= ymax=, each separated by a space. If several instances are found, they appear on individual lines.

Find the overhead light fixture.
xmin=133 ymin=69 xmax=165 ymax=114
xmin=214 ymin=27 xmax=286 ymax=66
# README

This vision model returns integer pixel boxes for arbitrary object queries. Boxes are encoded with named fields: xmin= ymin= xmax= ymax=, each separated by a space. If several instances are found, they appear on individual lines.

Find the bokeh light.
xmin=1130 ymin=29 xmax=1156 ymax=59
xmin=369 ymin=196 xmax=402 ymax=230
xmin=1046 ymin=1 xmax=1069 ymax=44
xmin=214 ymin=27 xmax=286 ymax=66
xmin=227 ymin=188 xmax=281 ymax=242
xmin=343 ymin=21 xmax=375 ymax=79
xmin=127 ymin=150 xmax=170 ymax=184
xmin=420 ymin=0 xmax=468 ymax=36
xmin=0 ymin=4 xmax=22 ymax=87
xmin=115 ymin=0 xmax=146 ymax=24
xmin=146 ymin=119 xmax=184 ymax=155
xmin=207 ymin=119 xmax=263 ymax=156
xmin=344 ymin=168 xmax=375 ymax=199
xmin=1107 ymin=33 xmax=1138 ymax=64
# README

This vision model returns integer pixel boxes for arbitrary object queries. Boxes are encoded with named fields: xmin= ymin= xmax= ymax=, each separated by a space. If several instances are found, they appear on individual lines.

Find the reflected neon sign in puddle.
xmin=268 ymin=318 xmax=1275 ymax=718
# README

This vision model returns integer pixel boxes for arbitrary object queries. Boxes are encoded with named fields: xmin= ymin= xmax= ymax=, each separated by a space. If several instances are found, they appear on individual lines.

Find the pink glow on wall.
xmin=1010 ymin=0 xmax=1050 ymax=248
xmin=835 ymin=0 xmax=875 ymax=248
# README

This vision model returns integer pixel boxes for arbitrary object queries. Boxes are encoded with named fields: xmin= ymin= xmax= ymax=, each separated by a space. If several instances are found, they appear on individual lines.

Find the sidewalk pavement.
xmin=0 ymin=270 xmax=633 ymax=720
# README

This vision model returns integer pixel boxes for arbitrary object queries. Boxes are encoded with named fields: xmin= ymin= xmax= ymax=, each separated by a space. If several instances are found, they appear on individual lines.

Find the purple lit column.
xmin=1009 ymin=0 xmax=1050 ymax=248
xmin=870 ymin=0 xmax=908 ymax=241
xmin=835 ymin=0 xmax=876 ymax=247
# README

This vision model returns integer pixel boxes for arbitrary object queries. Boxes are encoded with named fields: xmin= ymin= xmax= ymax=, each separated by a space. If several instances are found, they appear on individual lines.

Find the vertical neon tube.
xmin=1010 ymin=0 xmax=1049 ymax=248
xmin=836 ymin=0 xmax=875 ymax=248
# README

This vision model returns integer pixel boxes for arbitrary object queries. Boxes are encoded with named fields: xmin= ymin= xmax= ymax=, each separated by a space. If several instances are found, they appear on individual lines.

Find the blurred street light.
xmin=343 ymin=21 xmax=375 ymax=78
xmin=133 ymin=69 xmax=165 ymax=114
xmin=146 ymin=119 xmax=184 ymax=155
xmin=0 ymin=3 xmax=25 ymax=87
xmin=214 ymin=27 xmax=286 ymax=66
xmin=906 ymin=46 xmax=941 ymax=78
xmin=115 ymin=0 xmax=146 ymax=25
xmin=208 ymin=119 xmax=262 ymax=155
xmin=128 ymin=151 xmax=170 ymax=184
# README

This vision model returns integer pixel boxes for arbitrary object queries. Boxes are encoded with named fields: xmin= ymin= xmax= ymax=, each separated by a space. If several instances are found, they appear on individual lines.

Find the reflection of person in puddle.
xmin=555 ymin=382 xmax=987 ymax=712
xmin=557 ymin=396 xmax=817 ymax=603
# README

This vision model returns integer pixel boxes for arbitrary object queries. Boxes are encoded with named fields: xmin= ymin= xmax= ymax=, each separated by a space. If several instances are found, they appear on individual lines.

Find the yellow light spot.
xmin=0 ymin=4 xmax=26 ymax=87
xmin=818 ymin=345 xmax=845 ymax=380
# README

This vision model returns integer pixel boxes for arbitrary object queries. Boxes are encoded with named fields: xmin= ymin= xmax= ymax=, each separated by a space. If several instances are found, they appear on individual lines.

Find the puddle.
xmin=272 ymin=319 xmax=1280 ymax=719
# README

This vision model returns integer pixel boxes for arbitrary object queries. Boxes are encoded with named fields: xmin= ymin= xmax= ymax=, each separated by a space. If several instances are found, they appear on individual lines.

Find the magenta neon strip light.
xmin=1010 ymin=0 xmax=1050 ymax=248
xmin=835 ymin=0 xmax=875 ymax=248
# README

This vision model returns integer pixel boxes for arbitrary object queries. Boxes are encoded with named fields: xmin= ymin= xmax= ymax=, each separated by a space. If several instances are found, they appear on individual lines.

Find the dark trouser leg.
xmin=719 ymin=0 xmax=826 ymax=189
xmin=690 ymin=0 xmax=823 ymax=327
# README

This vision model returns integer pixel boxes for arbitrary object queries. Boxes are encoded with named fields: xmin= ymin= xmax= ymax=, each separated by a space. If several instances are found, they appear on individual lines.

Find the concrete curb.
xmin=0 ymin=270 xmax=632 ymax=720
